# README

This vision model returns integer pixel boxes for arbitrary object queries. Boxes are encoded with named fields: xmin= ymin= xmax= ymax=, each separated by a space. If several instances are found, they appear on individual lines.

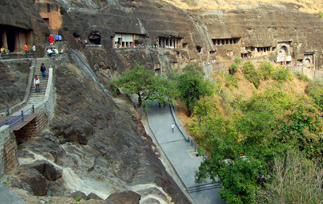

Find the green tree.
xmin=109 ymin=63 xmax=175 ymax=107
xmin=177 ymin=64 xmax=214 ymax=116
xmin=243 ymin=61 xmax=260 ymax=89
xmin=229 ymin=63 xmax=239 ymax=75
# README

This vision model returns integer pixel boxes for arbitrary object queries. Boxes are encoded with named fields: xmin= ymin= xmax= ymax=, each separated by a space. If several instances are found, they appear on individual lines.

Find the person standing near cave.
xmin=24 ymin=43 xmax=28 ymax=58
xmin=171 ymin=123 xmax=175 ymax=133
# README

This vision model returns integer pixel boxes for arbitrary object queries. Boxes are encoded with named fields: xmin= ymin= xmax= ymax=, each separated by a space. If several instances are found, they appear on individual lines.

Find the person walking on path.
xmin=34 ymin=75 xmax=40 ymax=93
xmin=24 ymin=43 xmax=28 ymax=58
xmin=58 ymin=35 xmax=62 ymax=42
xmin=40 ymin=63 xmax=46 ymax=78
xmin=171 ymin=123 xmax=175 ymax=133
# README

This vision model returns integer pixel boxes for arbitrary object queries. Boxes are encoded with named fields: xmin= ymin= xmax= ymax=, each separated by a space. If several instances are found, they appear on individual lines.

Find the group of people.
xmin=47 ymin=47 xmax=63 ymax=57
xmin=49 ymin=34 xmax=62 ymax=45
xmin=34 ymin=63 xmax=47 ymax=93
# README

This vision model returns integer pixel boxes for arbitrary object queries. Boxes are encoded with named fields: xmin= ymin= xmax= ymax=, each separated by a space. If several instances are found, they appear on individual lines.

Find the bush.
xmin=243 ymin=61 xmax=260 ymax=89
xmin=273 ymin=66 xmax=293 ymax=83
xmin=295 ymin=72 xmax=310 ymax=82
xmin=259 ymin=61 xmax=274 ymax=80
xmin=257 ymin=150 xmax=323 ymax=204
xmin=225 ymin=75 xmax=239 ymax=90
xmin=305 ymin=79 xmax=323 ymax=110
xmin=229 ymin=63 xmax=238 ymax=75
xmin=318 ymin=11 xmax=323 ymax=18
xmin=233 ymin=57 xmax=242 ymax=64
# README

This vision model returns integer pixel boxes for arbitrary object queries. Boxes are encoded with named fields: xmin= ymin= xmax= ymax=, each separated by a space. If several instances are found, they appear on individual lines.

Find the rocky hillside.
xmin=2 ymin=0 xmax=323 ymax=203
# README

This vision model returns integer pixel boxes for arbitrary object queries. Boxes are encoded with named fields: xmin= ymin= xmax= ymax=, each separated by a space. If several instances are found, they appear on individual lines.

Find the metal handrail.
xmin=4 ymin=105 xmax=34 ymax=127
xmin=0 ymin=106 xmax=9 ymax=116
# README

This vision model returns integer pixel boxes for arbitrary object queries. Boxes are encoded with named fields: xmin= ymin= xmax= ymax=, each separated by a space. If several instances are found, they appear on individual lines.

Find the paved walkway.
xmin=0 ymin=184 xmax=28 ymax=204
xmin=147 ymin=103 xmax=225 ymax=204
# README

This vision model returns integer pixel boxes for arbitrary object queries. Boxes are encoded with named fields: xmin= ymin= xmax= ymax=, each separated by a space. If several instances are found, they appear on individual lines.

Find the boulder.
xmin=11 ymin=168 xmax=47 ymax=196
xmin=87 ymin=192 xmax=102 ymax=200
xmin=28 ymin=160 xmax=62 ymax=181
xmin=107 ymin=191 xmax=141 ymax=204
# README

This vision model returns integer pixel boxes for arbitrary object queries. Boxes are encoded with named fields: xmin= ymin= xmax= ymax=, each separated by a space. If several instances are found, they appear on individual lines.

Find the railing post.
xmin=21 ymin=110 xmax=24 ymax=122
xmin=32 ymin=105 xmax=35 ymax=113
xmin=6 ymin=106 xmax=9 ymax=116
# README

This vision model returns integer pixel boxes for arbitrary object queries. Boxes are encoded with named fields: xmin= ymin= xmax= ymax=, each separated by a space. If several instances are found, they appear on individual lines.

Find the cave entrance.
xmin=278 ymin=46 xmax=287 ymax=65
xmin=7 ymin=30 xmax=16 ymax=52
xmin=305 ymin=58 xmax=311 ymax=64
xmin=88 ymin=32 xmax=101 ymax=45
xmin=196 ymin=46 xmax=202 ymax=53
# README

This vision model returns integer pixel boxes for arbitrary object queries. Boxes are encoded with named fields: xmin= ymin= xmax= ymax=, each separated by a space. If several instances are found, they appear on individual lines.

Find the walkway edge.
xmin=145 ymin=108 xmax=197 ymax=204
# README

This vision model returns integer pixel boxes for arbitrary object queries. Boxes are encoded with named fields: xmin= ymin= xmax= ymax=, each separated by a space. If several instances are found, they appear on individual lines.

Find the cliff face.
xmin=2 ymin=0 xmax=323 ymax=202
xmin=0 ymin=60 xmax=31 ymax=111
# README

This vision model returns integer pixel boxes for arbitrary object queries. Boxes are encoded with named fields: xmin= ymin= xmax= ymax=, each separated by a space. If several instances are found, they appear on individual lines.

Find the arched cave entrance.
xmin=88 ymin=32 xmax=101 ymax=45
xmin=7 ymin=31 xmax=16 ymax=52
xmin=278 ymin=46 xmax=288 ymax=65
xmin=304 ymin=58 xmax=311 ymax=64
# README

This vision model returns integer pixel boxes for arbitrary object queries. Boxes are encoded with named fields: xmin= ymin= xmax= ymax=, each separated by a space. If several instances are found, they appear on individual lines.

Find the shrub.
xmin=225 ymin=75 xmax=239 ymax=90
xmin=229 ymin=63 xmax=238 ymax=75
xmin=257 ymin=150 xmax=323 ymax=204
xmin=273 ymin=66 xmax=293 ymax=83
xmin=259 ymin=61 xmax=274 ymax=80
xmin=305 ymin=79 xmax=323 ymax=110
xmin=318 ymin=11 xmax=323 ymax=18
xmin=233 ymin=57 xmax=242 ymax=64
xmin=243 ymin=61 xmax=260 ymax=89
xmin=295 ymin=72 xmax=310 ymax=82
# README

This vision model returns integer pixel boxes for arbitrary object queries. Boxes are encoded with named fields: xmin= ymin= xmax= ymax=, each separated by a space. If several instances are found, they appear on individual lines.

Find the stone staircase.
xmin=11 ymin=58 xmax=50 ymax=116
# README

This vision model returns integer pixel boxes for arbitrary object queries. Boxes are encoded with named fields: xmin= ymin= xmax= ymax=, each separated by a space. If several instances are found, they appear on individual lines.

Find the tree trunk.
xmin=137 ymin=92 xmax=142 ymax=106
xmin=187 ymin=100 xmax=191 ymax=117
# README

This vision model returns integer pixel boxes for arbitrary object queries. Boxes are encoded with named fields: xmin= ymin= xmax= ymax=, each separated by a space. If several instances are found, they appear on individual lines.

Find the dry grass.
xmin=161 ymin=0 xmax=323 ymax=14
xmin=177 ymin=60 xmax=311 ymax=136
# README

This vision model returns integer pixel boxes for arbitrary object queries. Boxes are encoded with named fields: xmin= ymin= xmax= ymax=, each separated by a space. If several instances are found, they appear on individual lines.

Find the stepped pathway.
xmin=11 ymin=58 xmax=50 ymax=117
xmin=147 ymin=103 xmax=225 ymax=204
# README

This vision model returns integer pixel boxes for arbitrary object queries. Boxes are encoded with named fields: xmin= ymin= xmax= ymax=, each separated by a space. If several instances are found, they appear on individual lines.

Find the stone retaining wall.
xmin=0 ymin=125 xmax=18 ymax=178
xmin=0 ymin=68 xmax=55 ymax=177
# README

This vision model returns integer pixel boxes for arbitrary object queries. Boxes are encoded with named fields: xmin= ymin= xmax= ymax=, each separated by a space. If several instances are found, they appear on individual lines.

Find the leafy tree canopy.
xmin=177 ymin=64 xmax=214 ymax=116
xmin=109 ymin=63 xmax=176 ymax=107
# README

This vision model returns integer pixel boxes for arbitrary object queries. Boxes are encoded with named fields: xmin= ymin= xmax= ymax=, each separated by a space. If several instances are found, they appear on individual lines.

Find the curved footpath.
xmin=0 ymin=184 xmax=28 ymax=204
xmin=147 ymin=103 xmax=225 ymax=204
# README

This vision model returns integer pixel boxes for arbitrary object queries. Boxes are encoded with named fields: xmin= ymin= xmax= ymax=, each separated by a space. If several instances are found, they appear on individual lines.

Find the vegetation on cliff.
xmin=181 ymin=61 xmax=323 ymax=203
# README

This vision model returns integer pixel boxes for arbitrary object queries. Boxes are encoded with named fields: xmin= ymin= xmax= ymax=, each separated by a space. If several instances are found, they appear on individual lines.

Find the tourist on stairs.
xmin=34 ymin=75 xmax=40 ymax=93
xmin=40 ymin=63 xmax=46 ymax=78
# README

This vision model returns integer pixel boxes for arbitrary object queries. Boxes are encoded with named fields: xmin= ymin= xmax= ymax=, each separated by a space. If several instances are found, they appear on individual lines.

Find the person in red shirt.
xmin=49 ymin=35 xmax=54 ymax=45
xmin=24 ymin=43 xmax=28 ymax=58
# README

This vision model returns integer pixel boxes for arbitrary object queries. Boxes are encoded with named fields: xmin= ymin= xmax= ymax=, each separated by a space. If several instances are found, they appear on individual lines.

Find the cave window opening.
xmin=0 ymin=32 xmax=2 ymax=48
xmin=183 ymin=43 xmax=188 ymax=48
xmin=7 ymin=30 xmax=16 ymax=52
xmin=43 ymin=18 xmax=49 ymax=27
xmin=88 ymin=34 xmax=101 ymax=45
xmin=196 ymin=46 xmax=202 ymax=53
xmin=227 ymin=50 xmax=233 ymax=55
